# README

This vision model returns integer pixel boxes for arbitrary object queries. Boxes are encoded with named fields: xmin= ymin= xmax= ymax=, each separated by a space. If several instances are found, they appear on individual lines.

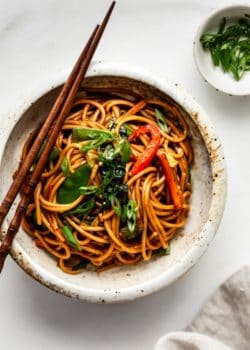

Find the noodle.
xmin=21 ymin=95 xmax=193 ymax=273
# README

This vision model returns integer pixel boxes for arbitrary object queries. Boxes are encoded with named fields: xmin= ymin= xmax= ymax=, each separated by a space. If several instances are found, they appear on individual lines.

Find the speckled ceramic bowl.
xmin=0 ymin=62 xmax=227 ymax=303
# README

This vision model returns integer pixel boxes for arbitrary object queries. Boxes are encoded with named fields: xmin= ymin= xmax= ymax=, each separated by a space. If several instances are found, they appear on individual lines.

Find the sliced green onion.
xmin=155 ymin=108 xmax=169 ymax=133
xmin=125 ymin=200 xmax=138 ymax=234
xmin=102 ymin=144 xmax=115 ymax=160
xmin=200 ymin=16 xmax=250 ymax=81
xmin=102 ymin=139 xmax=131 ymax=164
xmin=64 ymin=197 xmax=95 ymax=217
xmin=120 ymin=223 xmax=142 ymax=240
xmin=126 ymin=199 xmax=137 ymax=220
xmin=110 ymin=195 xmax=121 ymax=216
xmin=120 ymin=204 xmax=127 ymax=222
xmin=79 ymin=185 xmax=98 ymax=195
xmin=123 ymin=124 xmax=133 ymax=136
xmin=127 ymin=215 xmax=136 ymax=233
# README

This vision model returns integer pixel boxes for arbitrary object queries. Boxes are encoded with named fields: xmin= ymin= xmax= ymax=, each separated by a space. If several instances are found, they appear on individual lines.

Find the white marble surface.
xmin=0 ymin=0 xmax=250 ymax=349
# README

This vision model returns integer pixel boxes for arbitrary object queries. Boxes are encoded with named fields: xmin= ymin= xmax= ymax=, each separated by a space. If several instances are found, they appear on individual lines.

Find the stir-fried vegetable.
xmin=73 ymin=127 xmax=114 ymax=141
xmin=155 ymin=108 xmax=169 ymax=133
xmin=30 ymin=145 xmax=59 ymax=171
xmin=200 ymin=15 xmax=250 ymax=80
xmin=119 ymin=123 xmax=133 ymax=137
xmin=49 ymin=146 xmax=59 ymax=161
xmin=61 ymin=157 xmax=70 ymax=177
xmin=110 ymin=195 xmax=121 ymax=216
xmin=61 ymin=225 xmax=81 ymax=251
xmin=120 ymin=223 xmax=141 ymax=240
xmin=72 ymin=127 xmax=116 ymax=153
xmin=155 ymin=242 xmax=171 ymax=256
xmin=128 ymin=123 xmax=161 ymax=176
xmin=64 ymin=197 xmax=95 ymax=217
xmin=57 ymin=164 xmax=92 ymax=204
xmin=79 ymin=185 xmax=98 ymax=196
xmin=102 ymin=138 xmax=131 ymax=164
xmin=126 ymin=199 xmax=138 ymax=233
xmin=100 ymin=160 xmax=128 ymax=210
xmin=119 ymin=200 xmax=139 ymax=239
xmin=80 ymin=134 xmax=113 ymax=153
xmin=157 ymin=152 xmax=183 ymax=210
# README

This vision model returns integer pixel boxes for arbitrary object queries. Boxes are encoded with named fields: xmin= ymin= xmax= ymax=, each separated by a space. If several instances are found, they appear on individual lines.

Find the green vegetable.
xmin=121 ymin=139 xmax=131 ymax=164
xmin=110 ymin=195 xmax=121 ymax=216
xmin=64 ymin=197 xmax=96 ymax=217
xmin=80 ymin=134 xmax=113 ymax=153
xmin=30 ymin=144 xmax=59 ymax=171
xmin=124 ymin=200 xmax=138 ymax=235
xmin=49 ymin=146 xmax=59 ymax=162
xmin=120 ymin=223 xmax=142 ymax=240
xmin=123 ymin=124 xmax=133 ymax=136
xmin=99 ymin=157 xmax=128 ymax=210
xmin=155 ymin=108 xmax=169 ymax=133
xmin=61 ymin=157 xmax=70 ymax=177
xmin=156 ymin=242 xmax=171 ymax=256
xmin=57 ymin=164 xmax=91 ymax=204
xmin=73 ymin=127 xmax=114 ymax=141
xmin=120 ymin=204 xmax=127 ymax=222
xmin=127 ymin=200 xmax=137 ymax=219
xmin=200 ymin=15 xmax=250 ymax=81
xmin=72 ymin=127 xmax=115 ymax=154
xmin=113 ymin=139 xmax=126 ymax=159
xmin=102 ymin=139 xmax=131 ymax=164
xmin=79 ymin=185 xmax=98 ymax=195
xmin=61 ymin=225 xmax=81 ymax=251
xmin=102 ymin=144 xmax=114 ymax=160
xmin=101 ymin=169 xmax=114 ymax=189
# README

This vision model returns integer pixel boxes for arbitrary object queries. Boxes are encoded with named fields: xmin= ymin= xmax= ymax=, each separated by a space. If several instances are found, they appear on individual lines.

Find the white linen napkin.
xmin=155 ymin=331 xmax=233 ymax=349
xmin=155 ymin=266 xmax=250 ymax=350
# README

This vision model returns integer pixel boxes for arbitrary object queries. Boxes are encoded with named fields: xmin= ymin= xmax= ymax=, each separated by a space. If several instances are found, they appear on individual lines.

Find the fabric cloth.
xmin=155 ymin=332 xmax=232 ymax=350
xmin=154 ymin=266 xmax=250 ymax=350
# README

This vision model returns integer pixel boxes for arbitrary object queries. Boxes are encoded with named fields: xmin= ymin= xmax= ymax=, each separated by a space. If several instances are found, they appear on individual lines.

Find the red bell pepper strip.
xmin=127 ymin=100 xmax=146 ymax=115
xmin=157 ymin=152 xmax=183 ymax=209
xmin=128 ymin=123 xmax=161 ymax=176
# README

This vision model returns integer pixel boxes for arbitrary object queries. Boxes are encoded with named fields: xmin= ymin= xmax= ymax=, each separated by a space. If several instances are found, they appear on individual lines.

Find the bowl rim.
xmin=193 ymin=4 xmax=250 ymax=96
xmin=3 ymin=61 xmax=227 ymax=303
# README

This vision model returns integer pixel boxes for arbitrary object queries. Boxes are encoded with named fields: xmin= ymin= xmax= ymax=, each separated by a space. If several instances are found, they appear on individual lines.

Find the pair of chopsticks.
xmin=0 ymin=1 xmax=116 ymax=272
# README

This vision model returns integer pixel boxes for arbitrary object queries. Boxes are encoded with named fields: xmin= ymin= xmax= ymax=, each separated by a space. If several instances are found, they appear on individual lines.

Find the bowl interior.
xmin=194 ymin=5 xmax=250 ymax=95
xmin=0 ymin=75 xmax=213 ymax=301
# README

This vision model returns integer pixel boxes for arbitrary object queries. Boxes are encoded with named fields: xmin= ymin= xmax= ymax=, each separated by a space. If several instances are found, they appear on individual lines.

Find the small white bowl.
xmin=194 ymin=5 xmax=250 ymax=96
xmin=0 ymin=62 xmax=227 ymax=303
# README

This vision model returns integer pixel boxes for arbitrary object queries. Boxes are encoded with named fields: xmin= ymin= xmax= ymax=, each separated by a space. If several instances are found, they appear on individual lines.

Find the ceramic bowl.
xmin=194 ymin=5 xmax=250 ymax=96
xmin=0 ymin=62 xmax=227 ymax=302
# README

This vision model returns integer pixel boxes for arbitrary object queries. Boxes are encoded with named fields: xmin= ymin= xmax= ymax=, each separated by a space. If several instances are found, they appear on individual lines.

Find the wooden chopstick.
xmin=0 ymin=25 xmax=99 ymax=227
xmin=0 ymin=1 xmax=116 ymax=272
